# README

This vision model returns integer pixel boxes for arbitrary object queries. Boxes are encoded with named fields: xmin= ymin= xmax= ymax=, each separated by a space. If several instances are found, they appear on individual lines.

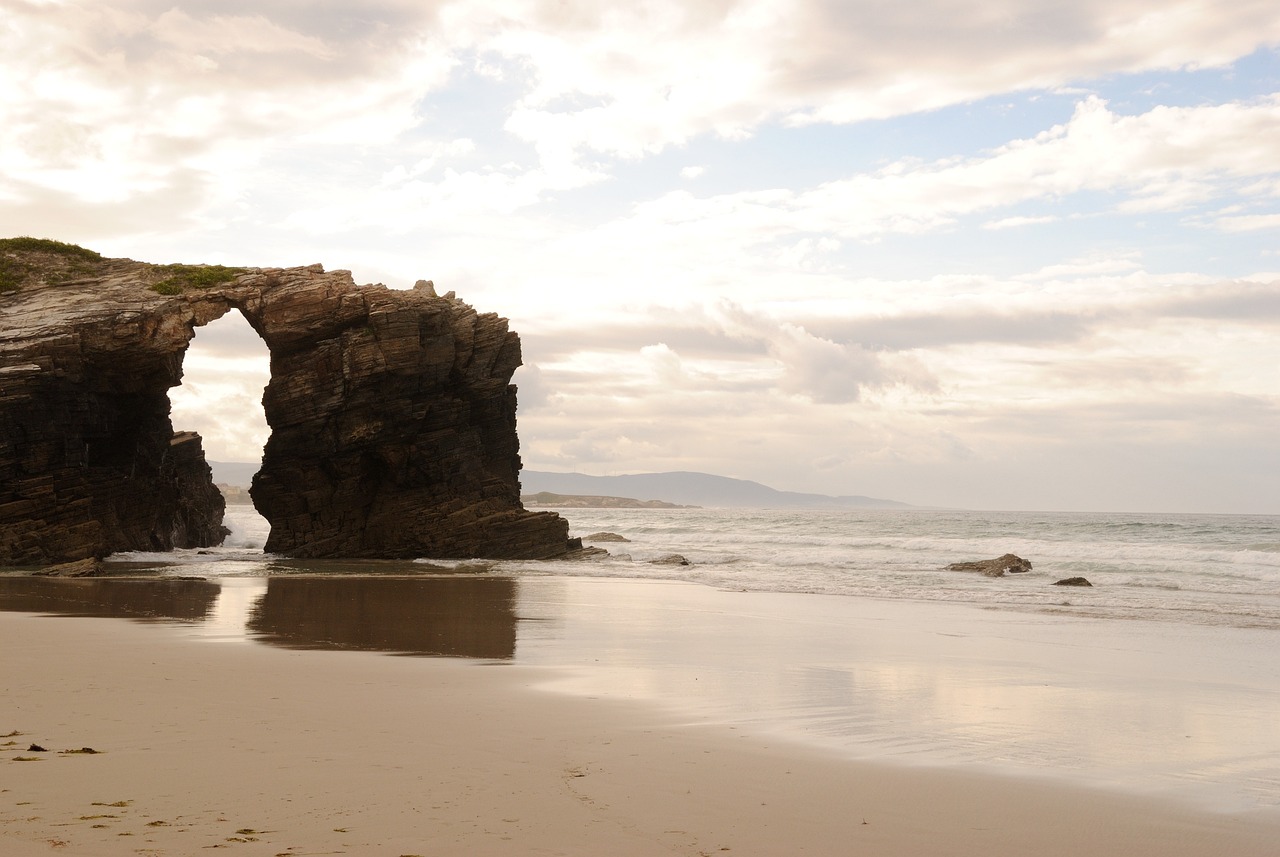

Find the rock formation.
xmin=945 ymin=553 xmax=1033 ymax=577
xmin=0 ymin=238 xmax=573 ymax=565
xmin=580 ymin=531 xmax=631 ymax=543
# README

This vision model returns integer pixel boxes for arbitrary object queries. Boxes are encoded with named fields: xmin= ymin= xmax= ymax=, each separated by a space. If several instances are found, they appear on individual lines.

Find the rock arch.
xmin=0 ymin=247 xmax=572 ymax=565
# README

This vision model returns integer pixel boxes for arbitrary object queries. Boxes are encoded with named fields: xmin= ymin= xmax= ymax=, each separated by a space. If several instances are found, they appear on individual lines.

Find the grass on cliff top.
xmin=0 ymin=236 xmax=104 ymax=293
xmin=151 ymin=263 xmax=247 ymax=295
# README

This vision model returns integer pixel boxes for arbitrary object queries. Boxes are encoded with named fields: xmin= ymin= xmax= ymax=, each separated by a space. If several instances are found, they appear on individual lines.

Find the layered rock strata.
xmin=0 ymin=242 xmax=571 ymax=565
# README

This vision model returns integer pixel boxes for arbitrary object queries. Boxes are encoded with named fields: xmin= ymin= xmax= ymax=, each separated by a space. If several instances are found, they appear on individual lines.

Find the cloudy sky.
xmin=3 ymin=1 xmax=1278 ymax=513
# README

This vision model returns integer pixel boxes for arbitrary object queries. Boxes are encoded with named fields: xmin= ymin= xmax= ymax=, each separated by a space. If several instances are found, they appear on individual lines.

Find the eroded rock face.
xmin=0 ymin=245 xmax=571 ymax=565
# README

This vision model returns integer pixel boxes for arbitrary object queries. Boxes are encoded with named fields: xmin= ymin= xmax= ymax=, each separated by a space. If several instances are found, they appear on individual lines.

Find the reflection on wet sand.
xmin=0 ymin=573 xmax=520 ymax=659
xmin=247 ymin=576 xmax=518 ymax=659
xmin=0 ymin=575 xmax=220 ymax=621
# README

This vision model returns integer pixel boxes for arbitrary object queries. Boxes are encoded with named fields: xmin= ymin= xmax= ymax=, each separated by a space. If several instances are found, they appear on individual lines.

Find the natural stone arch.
xmin=0 ymin=244 xmax=572 ymax=566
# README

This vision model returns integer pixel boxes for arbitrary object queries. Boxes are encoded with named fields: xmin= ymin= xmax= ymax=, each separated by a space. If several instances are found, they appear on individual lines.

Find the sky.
xmin=2 ymin=1 xmax=1278 ymax=514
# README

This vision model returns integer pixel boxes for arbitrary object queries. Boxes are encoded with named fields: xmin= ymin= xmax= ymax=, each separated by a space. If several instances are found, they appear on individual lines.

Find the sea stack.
xmin=0 ymin=238 xmax=573 ymax=565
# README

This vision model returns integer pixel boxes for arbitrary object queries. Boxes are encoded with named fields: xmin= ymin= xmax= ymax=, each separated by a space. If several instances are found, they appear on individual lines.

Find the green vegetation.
xmin=0 ymin=236 xmax=102 ymax=260
xmin=0 ymin=236 xmax=103 ymax=293
xmin=150 ymin=263 xmax=246 ymax=295
xmin=0 ymin=237 xmax=246 ymax=297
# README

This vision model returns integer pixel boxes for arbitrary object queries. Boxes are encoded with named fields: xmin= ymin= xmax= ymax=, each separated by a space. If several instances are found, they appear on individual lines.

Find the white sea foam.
xmin=505 ymin=507 xmax=1280 ymax=630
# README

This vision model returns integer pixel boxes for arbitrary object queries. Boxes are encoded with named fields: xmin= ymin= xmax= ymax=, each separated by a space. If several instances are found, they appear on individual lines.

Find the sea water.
xmin=197 ymin=505 xmax=1280 ymax=630
xmin=513 ymin=506 xmax=1280 ymax=631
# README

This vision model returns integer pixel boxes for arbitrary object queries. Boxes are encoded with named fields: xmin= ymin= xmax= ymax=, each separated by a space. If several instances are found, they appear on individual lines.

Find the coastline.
xmin=4 ymin=578 xmax=1280 ymax=856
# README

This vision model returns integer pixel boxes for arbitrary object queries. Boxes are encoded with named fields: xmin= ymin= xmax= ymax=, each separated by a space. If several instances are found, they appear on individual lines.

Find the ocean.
xmin=199 ymin=505 xmax=1280 ymax=631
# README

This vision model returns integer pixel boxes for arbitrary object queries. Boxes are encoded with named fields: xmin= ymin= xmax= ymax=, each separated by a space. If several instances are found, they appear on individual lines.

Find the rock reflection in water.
xmin=0 ymin=576 xmax=220 ymax=621
xmin=246 ymin=576 xmax=518 ymax=659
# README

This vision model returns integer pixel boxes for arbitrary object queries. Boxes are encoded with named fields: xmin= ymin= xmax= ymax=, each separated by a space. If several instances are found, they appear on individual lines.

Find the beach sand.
xmin=3 ymin=581 xmax=1280 ymax=856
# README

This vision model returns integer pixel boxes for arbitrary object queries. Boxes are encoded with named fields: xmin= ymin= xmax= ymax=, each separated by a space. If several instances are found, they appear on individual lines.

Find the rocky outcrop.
xmin=0 ymin=239 xmax=572 ymax=565
xmin=945 ymin=553 xmax=1032 ymax=577
xmin=581 ymin=531 xmax=631 ymax=542
xmin=168 ymin=431 xmax=231 ymax=549
xmin=1053 ymin=576 xmax=1092 ymax=587
xmin=32 ymin=558 xmax=105 ymax=577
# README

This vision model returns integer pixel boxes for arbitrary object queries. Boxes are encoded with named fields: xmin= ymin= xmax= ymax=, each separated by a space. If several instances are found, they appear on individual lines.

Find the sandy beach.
xmin=4 ymin=577 xmax=1280 ymax=856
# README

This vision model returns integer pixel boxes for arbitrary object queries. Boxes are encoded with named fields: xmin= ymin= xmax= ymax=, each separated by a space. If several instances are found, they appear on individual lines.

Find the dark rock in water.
xmin=27 ymin=744 xmax=47 ymax=752
xmin=581 ymin=531 xmax=631 ymax=543
xmin=0 ymin=241 xmax=573 ymax=564
xmin=33 ymin=558 xmax=105 ymax=577
xmin=1053 ymin=576 xmax=1093 ymax=587
xmin=946 ymin=553 xmax=1033 ymax=577
xmin=564 ymin=545 xmax=611 ymax=559
xmin=169 ymin=431 xmax=231 ymax=549
xmin=651 ymin=553 xmax=690 ymax=565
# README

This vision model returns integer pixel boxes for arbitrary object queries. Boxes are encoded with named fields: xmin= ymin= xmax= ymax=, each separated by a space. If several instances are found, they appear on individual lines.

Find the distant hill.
xmin=519 ymin=470 xmax=912 ymax=509
xmin=209 ymin=462 xmax=912 ymax=509
xmin=522 ymin=491 xmax=695 ymax=509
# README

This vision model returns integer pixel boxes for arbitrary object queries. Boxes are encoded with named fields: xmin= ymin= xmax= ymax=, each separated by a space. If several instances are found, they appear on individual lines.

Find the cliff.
xmin=0 ymin=238 xmax=573 ymax=565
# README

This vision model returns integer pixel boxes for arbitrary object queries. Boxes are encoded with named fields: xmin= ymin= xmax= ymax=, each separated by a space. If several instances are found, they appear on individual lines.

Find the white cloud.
xmin=502 ymin=94 xmax=1277 ymax=294
xmin=451 ymin=0 xmax=1280 ymax=160
xmin=5 ymin=3 xmax=1278 ymax=249
xmin=1019 ymin=251 xmax=1144 ymax=281
xmin=1213 ymin=213 xmax=1280 ymax=232
xmin=983 ymin=215 xmax=1059 ymax=230
xmin=0 ymin=0 xmax=455 ymax=240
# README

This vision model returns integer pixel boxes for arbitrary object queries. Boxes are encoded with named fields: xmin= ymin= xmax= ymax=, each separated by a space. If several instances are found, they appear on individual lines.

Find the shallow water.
xmin=114 ymin=505 xmax=1280 ymax=630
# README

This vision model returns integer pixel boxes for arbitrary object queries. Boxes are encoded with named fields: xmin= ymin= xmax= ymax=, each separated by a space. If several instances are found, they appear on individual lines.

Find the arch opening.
xmin=171 ymin=308 xmax=272 ymax=550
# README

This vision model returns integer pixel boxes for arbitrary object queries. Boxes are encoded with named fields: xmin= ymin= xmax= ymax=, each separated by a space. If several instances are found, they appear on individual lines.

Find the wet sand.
xmin=3 ymin=580 xmax=1280 ymax=856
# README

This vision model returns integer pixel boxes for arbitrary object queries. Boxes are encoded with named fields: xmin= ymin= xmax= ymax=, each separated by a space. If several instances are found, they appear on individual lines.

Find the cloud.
xmin=6 ymin=2 xmax=1278 ymax=252
xmin=512 ymin=363 xmax=550 ymax=410
xmin=1212 ymin=213 xmax=1280 ymax=232
xmin=983 ymin=215 xmax=1059 ymax=230
xmin=714 ymin=96 xmax=1280 ymax=241
xmin=770 ymin=325 xmax=886 ymax=403
xmin=465 ymin=0 xmax=1280 ymax=160
xmin=0 ymin=0 xmax=454 ymax=240
xmin=171 ymin=309 xmax=270 ymax=461
xmin=1157 ymin=280 xmax=1280 ymax=321
xmin=1019 ymin=252 xmax=1145 ymax=280
xmin=473 ymin=95 xmax=1280 ymax=304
